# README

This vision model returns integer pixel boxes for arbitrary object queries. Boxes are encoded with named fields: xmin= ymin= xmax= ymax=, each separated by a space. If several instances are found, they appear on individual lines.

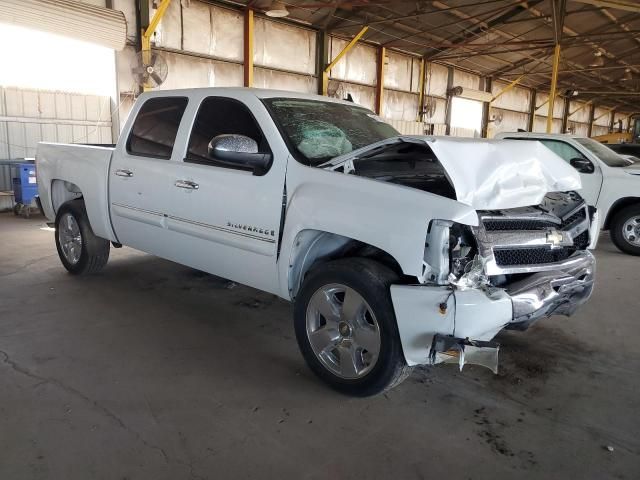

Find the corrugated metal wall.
xmin=0 ymin=86 xmax=112 ymax=191
xmin=0 ymin=86 xmax=113 ymax=161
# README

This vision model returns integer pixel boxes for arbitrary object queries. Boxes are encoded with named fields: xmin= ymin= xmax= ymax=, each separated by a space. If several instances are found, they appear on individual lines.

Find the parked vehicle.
xmin=36 ymin=89 xmax=596 ymax=396
xmin=496 ymin=132 xmax=640 ymax=256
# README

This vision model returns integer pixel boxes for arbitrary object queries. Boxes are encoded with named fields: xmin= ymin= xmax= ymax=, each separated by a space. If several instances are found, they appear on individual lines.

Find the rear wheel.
xmin=55 ymin=200 xmax=110 ymax=274
xmin=610 ymin=204 xmax=640 ymax=256
xmin=294 ymin=258 xmax=411 ymax=396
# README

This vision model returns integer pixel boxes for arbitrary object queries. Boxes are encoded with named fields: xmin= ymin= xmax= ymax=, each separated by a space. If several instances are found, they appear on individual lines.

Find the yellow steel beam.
xmin=490 ymin=75 xmax=524 ymax=103
xmin=375 ymin=46 xmax=386 ymax=115
xmin=244 ymin=9 xmax=254 ymax=87
xmin=546 ymin=44 xmax=561 ymax=133
xmin=323 ymin=26 xmax=369 ymax=95
xmin=141 ymin=0 xmax=172 ymax=91
xmin=417 ymin=58 xmax=425 ymax=122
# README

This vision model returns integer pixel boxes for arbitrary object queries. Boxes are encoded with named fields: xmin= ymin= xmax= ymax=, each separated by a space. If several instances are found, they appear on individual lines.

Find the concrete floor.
xmin=1 ymin=212 xmax=638 ymax=480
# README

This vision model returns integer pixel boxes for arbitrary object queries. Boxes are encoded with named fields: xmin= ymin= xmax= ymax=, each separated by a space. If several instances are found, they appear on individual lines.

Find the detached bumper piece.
xmin=429 ymin=334 xmax=500 ymax=374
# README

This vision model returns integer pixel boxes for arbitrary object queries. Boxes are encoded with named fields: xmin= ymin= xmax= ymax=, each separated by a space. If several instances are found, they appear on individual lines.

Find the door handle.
xmin=115 ymin=169 xmax=133 ymax=177
xmin=175 ymin=180 xmax=199 ymax=190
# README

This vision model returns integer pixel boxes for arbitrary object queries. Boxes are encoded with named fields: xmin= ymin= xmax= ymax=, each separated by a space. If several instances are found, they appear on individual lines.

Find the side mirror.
xmin=569 ymin=157 xmax=595 ymax=174
xmin=207 ymin=134 xmax=271 ymax=175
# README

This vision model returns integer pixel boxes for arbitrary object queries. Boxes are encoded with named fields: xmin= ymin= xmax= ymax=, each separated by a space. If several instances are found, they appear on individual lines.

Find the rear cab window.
xmin=126 ymin=97 xmax=188 ymax=159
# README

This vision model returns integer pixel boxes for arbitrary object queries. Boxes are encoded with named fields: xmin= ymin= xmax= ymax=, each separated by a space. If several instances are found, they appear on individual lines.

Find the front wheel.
xmin=294 ymin=258 xmax=411 ymax=396
xmin=55 ymin=199 xmax=110 ymax=274
xmin=610 ymin=204 xmax=640 ymax=256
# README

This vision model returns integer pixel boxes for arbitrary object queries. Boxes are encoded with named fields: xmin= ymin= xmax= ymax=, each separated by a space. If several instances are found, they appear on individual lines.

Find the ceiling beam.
xmin=569 ymin=0 xmax=640 ymax=13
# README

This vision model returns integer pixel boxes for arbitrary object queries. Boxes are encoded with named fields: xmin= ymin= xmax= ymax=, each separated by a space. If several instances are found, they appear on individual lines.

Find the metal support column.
xmin=546 ymin=43 xmax=561 ymax=133
xmin=481 ymin=77 xmax=492 ymax=138
xmin=445 ymin=66 xmax=454 ymax=135
xmin=416 ymin=58 xmax=425 ymax=122
xmin=561 ymin=96 xmax=570 ymax=133
xmin=527 ymin=88 xmax=537 ymax=131
xmin=244 ymin=9 xmax=254 ymax=88
xmin=587 ymin=103 xmax=595 ymax=137
xmin=317 ymin=31 xmax=329 ymax=95
xmin=609 ymin=109 xmax=616 ymax=132
xmin=375 ymin=46 xmax=386 ymax=115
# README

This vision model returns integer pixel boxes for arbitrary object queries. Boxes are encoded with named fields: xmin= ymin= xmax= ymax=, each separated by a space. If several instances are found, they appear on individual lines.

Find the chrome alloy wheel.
xmin=622 ymin=215 xmax=640 ymax=246
xmin=305 ymin=284 xmax=381 ymax=379
xmin=58 ymin=212 xmax=83 ymax=265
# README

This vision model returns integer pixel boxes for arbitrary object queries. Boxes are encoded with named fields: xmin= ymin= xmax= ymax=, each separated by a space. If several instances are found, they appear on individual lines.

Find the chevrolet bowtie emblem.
xmin=546 ymin=230 xmax=564 ymax=247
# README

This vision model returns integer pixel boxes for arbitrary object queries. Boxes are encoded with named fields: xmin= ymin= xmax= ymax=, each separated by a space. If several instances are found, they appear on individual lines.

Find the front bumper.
xmin=390 ymin=250 xmax=595 ymax=367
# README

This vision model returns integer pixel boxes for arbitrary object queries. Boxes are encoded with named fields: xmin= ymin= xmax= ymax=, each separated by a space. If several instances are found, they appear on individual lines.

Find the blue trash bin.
xmin=12 ymin=163 xmax=38 ymax=205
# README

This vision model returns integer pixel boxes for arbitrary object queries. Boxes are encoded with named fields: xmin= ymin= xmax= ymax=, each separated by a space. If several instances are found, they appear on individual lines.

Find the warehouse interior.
xmin=1 ymin=1 xmax=640 ymax=478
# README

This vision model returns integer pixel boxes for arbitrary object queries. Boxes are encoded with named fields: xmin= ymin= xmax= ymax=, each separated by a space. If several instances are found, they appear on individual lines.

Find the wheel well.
xmin=604 ymin=197 xmax=640 ymax=230
xmin=51 ymin=179 xmax=83 ymax=214
xmin=287 ymin=230 xmax=405 ymax=299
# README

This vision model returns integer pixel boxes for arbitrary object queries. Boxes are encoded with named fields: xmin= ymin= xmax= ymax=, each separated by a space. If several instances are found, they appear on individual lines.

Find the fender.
xmin=277 ymin=160 xmax=479 ymax=299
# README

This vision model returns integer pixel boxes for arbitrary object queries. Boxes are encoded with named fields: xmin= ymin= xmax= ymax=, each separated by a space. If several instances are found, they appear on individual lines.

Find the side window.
xmin=126 ymin=97 xmax=188 ymax=159
xmin=538 ymin=140 xmax=586 ymax=162
xmin=185 ymin=97 xmax=269 ymax=168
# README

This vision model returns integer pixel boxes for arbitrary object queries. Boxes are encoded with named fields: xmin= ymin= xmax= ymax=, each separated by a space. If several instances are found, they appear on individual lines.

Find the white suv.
xmin=496 ymin=132 xmax=640 ymax=255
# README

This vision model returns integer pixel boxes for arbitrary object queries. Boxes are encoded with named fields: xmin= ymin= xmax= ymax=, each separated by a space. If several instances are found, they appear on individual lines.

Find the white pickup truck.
xmin=496 ymin=132 xmax=640 ymax=255
xmin=36 ymin=88 xmax=596 ymax=396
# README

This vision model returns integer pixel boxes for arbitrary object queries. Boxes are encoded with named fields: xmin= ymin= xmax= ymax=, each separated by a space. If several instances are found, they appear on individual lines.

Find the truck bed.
xmin=36 ymin=142 xmax=116 ymax=242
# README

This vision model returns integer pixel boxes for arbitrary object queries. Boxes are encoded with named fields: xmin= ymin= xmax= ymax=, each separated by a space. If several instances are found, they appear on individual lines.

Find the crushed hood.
xmin=324 ymin=136 xmax=582 ymax=210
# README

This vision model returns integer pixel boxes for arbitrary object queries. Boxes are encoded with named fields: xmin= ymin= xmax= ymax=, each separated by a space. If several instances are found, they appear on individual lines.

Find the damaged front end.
xmin=391 ymin=192 xmax=595 ymax=373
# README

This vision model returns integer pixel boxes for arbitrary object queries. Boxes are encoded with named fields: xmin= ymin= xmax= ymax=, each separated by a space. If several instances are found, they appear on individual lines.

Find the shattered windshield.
xmin=263 ymin=98 xmax=399 ymax=166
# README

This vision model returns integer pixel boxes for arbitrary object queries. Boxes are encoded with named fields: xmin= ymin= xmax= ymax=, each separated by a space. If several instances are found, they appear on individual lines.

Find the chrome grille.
xmin=476 ymin=197 xmax=591 ymax=275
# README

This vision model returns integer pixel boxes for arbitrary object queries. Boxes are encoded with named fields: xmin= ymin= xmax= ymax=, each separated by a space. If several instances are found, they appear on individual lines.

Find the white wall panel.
xmin=422 ymin=96 xmax=447 ymax=125
xmin=338 ymin=83 xmax=376 ymax=111
xmin=254 ymin=68 xmax=315 ymax=94
xmin=490 ymin=82 xmax=530 ymax=112
xmin=568 ymin=101 xmax=591 ymax=123
xmin=535 ymin=92 xmax=564 ymax=118
xmin=426 ymin=63 xmax=448 ymax=97
xmin=384 ymin=90 xmax=419 ymax=122
xmin=591 ymin=125 xmax=609 ymax=137
xmin=157 ymin=51 xmax=243 ymax=90
xmin=182 ymin=3 xmax=244 ymax=61
xmin=487 ymin=109 xmax=528 ymax=138
xmin=593 ymin=107 xmax=612 ymax=126
xmin=453 ymin=70 xmax=480 ymax=90
xmin=255 ymin=19 xmax=316 ymax=75
xmin=533 ymin=115 xmax=563 ymax=133
xmin=329 ymin=38 xmax=377 ymax=86
xmin=385 ymin=119 xmax=426 ymax=135
xmin=112 ymin=0 xmax=136 ymax=42
xmin=569 ymin=122 xmax=589 ymax=137
xmin=153 ymin=0 xmax=182 ymax=50
xmin=384 ymin=51 xmax=413 ymax=92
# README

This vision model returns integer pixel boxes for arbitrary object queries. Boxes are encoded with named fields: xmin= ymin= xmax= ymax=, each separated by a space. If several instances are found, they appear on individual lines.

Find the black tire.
xmin=55 ymin=199 xmax=110 ymax=274
xmin=294 ymin=258 xmax=412 ymax=396
xmin=610 ymin=204 xmax=640 ymax=256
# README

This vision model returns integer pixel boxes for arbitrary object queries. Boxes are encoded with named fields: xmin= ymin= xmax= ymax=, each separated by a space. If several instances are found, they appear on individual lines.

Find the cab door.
xmin=159 ymin=93 xmax=289 ymax=294
xmin=109 ymin=95 xmax=190 ymax=256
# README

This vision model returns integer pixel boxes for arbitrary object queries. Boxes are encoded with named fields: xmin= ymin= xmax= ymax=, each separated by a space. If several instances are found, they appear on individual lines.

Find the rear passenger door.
xmin=109 ymin=95 xmax=190 ymax=256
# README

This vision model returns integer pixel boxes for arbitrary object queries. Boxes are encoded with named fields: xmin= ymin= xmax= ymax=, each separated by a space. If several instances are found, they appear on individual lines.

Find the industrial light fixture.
xmin=266 ymin=0 xmax=289 ymax=17
xmin=589 ymin=51 xmax=604 ymax=67
xmin=622 ymin=68 xmax=633 ymax=81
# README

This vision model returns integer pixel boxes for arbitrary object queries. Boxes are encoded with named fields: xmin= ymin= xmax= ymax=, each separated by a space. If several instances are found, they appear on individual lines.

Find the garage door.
xmin=0 ymin=0 xmax=126 ymax=50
